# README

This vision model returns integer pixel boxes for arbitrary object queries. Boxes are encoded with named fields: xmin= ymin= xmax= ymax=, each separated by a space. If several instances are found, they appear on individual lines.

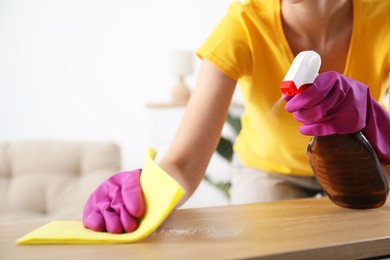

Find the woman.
xmin=83 ymin=0 xmax=390 ymax=233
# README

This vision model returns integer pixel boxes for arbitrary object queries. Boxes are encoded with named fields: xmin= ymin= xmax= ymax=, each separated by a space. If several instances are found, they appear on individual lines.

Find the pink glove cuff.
xmin=363 ymin=98 xmax=390 ymax=165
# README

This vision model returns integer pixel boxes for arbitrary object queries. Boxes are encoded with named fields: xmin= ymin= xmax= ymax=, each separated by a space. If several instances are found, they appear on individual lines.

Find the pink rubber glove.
xmin=83 ymin=169 xmax=145 ymax=234
xmin=285 ymin=71 xmax=390 ymax=164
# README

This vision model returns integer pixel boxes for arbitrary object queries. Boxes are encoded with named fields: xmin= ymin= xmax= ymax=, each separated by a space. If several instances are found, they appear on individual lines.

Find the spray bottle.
xmin=281 ymin=51 xmax=389 ymax=209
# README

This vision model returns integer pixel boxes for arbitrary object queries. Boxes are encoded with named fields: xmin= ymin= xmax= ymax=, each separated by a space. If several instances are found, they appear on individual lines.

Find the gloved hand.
xmin=284 ymin=71 xmax=390 ymax=164
xmin=83 ymin=169 xmax=145 ymax=234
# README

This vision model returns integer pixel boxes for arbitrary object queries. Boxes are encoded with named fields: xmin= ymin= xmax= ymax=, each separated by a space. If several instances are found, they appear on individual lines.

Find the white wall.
xmin=0 ymin=0 xmax=232 ymax=169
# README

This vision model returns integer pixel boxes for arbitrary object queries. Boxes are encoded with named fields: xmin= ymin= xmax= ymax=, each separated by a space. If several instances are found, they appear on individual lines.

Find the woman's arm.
xmin=159 ymin=58 xmax=237 ymax=207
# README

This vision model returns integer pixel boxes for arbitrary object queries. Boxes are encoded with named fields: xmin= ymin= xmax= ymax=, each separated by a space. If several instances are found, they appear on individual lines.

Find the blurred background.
xmin=0 ymin=0 xmax=243 ymax=209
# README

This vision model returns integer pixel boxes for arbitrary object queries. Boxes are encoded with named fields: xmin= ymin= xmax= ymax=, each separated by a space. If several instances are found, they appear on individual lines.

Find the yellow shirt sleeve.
xmin=196 ymin=1 xmax=252 ymax=82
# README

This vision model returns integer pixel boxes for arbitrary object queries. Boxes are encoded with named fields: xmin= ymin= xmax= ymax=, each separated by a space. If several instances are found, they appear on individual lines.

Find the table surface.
xmin=2 ymin=197 xmax=390 ymax=260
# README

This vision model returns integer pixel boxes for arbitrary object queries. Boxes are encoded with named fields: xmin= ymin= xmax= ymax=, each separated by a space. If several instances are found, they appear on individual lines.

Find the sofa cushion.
xmin=0 ymin=140 xmax=121 ymax=224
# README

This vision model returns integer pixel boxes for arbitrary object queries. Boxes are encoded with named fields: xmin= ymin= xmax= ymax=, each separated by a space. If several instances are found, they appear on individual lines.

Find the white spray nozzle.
xmin=280 ymin=50 xmax=322 ymax=96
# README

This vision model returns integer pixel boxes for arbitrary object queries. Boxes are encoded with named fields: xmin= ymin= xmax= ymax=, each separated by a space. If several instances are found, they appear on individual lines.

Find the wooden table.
xmin=2 ymin=197 xmax=390 ymax=260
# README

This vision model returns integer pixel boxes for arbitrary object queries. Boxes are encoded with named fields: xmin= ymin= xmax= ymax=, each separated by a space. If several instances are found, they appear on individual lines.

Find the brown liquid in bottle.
xmin=307 ymin=132 xmax=389 ymax=209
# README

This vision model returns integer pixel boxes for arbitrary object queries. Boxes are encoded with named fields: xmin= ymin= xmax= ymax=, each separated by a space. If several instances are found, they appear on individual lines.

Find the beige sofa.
xmin=0 ymin=140 xmax=121 ymax=224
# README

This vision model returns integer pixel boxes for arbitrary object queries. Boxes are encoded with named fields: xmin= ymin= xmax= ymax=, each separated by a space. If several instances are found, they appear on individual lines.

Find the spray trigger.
xmin=280 ymin=50 xmax=321 ymax=96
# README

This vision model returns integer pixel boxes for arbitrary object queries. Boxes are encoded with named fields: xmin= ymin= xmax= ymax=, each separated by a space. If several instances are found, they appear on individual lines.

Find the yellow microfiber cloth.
xmin=16 ymin=147 xmax=185 ymax=245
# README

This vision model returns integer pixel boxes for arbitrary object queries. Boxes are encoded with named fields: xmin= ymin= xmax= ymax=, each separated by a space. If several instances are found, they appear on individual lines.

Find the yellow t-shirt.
xmin=197 ymin=0 xmax=390 ymax=176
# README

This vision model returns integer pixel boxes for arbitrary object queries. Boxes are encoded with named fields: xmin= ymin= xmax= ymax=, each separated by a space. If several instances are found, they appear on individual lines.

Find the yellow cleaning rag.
xmin=16 ymin=147 xmax=185 ymax=245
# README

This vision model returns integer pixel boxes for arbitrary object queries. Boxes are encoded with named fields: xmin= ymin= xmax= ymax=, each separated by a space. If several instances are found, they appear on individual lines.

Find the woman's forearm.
xmin=158 ymin=58 xmax=237 ymax=208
